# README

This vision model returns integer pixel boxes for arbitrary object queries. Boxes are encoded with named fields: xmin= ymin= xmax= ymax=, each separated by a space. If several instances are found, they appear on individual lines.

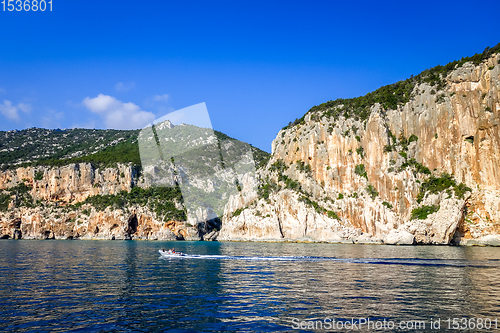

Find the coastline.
xmin=3 ymin=237 xmax=500 ymax=247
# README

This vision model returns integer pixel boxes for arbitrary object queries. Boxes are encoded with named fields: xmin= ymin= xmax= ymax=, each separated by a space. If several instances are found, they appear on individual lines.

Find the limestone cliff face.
xmin=0 ymin=163 xmax=202 ymax=241
xmin=0 ymin=163 xmax=138 ymax=204
xmin=221 ymin=52 xmax=500 ymax=245
xmin=0 ymin=204 xmax=200 ymax=241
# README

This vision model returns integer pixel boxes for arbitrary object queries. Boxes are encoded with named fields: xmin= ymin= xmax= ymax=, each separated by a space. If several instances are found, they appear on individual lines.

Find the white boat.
xmin=159 ymin=249 xmax=185 ymax=257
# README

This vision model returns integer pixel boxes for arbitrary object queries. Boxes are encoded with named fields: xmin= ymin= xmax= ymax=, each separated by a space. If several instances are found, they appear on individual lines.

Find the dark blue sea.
xmin=1 ymin=240 xmax=500 ymax=332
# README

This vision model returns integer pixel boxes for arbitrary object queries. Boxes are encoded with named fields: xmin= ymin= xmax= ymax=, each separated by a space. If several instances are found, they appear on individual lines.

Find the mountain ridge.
xmin=0 ymin=126 xmax=270 ymax=170
xmin=0 ymin=122 xmax=269 ymax=241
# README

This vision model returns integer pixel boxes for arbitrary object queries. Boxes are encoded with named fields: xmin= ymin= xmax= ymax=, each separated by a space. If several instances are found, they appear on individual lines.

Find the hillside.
xmin=0 ymin=127 xmax=270 ymax=170
xmin=0 ymin=128 xmax=139 ymax=168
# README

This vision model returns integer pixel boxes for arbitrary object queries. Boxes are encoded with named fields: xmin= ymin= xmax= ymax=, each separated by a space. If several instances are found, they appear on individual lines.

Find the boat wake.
xmin=159 ymin=254 xmax=500 ymax=268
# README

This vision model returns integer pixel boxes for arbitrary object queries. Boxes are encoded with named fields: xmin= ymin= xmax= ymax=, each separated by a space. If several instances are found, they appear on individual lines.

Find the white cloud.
xmin=0 ymin=100 xmax=31 ymax=121
xmin=153 ymin=94 xmax=169 ymax=102
xmin=82 ymin=94 xmax=155 ymax=130
xmin=17 ymin=103 xmax=31 ymax=113
xmin=115 ymin=81 xmax=135 ymax=92
xmin=0 ymin=100 xmax=18 ymax=120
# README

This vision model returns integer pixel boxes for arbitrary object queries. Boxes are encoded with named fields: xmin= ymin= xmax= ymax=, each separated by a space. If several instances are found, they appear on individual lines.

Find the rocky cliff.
xmin=0 ymin=163 xmax=203 ymax=240
xmin=220 ymin=46 xmax=500 ymax=246
xmin=0 ymin=163 xmax=137 ymax=203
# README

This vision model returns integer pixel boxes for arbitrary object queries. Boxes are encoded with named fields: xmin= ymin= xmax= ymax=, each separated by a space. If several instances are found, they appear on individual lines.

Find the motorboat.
xmin=159 ymin=249 xmax=185 ymax=257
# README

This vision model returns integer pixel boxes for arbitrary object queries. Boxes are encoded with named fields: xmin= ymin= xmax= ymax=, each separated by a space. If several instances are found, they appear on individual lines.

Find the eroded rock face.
xmin=383 ymin=229 xmax=415 ymax=245
xmin=221 ymin=53 xmax=500 ymax=245
xmin=0 ymin=163 xmax=138 ymax=204
xmin=0 ymin=161 xmax=207 ymax=240
xmin=220 ymin=189 xmax=355 ymax=242
xmin=0 ymin=205 xmax=191 ymax=241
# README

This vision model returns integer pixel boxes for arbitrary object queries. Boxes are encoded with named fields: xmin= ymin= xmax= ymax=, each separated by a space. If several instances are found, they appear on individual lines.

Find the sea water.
xmin=1 ymin=240 xmax=500 ymax=332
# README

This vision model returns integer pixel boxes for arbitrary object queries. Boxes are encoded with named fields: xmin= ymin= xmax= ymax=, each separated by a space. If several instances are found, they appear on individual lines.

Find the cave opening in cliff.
xmin=13 ymin=230 xmax=22 ymax=239
xmin=465 ymin=136 xmax=474 ymax=144
xmin=127 ymin=214 xmax=138 ymax=234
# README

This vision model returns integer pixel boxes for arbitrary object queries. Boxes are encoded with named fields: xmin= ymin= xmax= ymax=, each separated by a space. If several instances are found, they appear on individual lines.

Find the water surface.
xmin=1 ymin=240 xmax=500 ymax=332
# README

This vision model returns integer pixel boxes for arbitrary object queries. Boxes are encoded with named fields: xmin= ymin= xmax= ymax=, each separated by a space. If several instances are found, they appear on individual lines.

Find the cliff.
xmin=0 ymin=163 xmax=201 ymax=240
xmin=220 ymin=45 xmax=500 ymax=246
xmin=2 ymin=46 xmax=500 ymax=246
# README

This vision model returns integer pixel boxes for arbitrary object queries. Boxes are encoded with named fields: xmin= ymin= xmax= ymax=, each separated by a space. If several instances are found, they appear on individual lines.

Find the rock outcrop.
xmin=0 ymin=163 xmax=138 ymax=204
xmin=0 ymin=204 xmax=199 ymax=241
xmin=0 ymin=163 xmax=201 ymax=240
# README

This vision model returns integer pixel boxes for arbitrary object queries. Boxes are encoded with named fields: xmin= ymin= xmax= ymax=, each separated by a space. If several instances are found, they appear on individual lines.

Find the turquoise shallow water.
xmin=1 ymin=240 xmax=500 ymax=332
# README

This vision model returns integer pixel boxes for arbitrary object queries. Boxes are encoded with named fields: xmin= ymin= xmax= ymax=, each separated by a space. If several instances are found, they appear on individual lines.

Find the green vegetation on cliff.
xmin=0 ymin=193 xmax=10 ymax=212
xmin=257 ymin=180 xmax=277 ymax=200
xmin=0 ymin=180 xmax=42 ymax=210
xmin=366 ymin=184 xmax=379 ymax=200
xmin=411 ymin=205 xmax=440 ymax=220
xmin=231 ymin=206 xmax=246 ymax=217
xmin=294 ymin=160 xmax=312 ymax=174
xmin=278 ymin=174 xmax=301 ymax=191
xmin=1 ymin=127 xmax=270 ymax=172
xmin=298 ymin=196 xmax=339 ymax=220
xmin=354 ymin=164 xmax=368 ymax=180
xmin=258 ymin=159 xmax=340 ymax=219
xmin=283 ymin=43 xmax=500 ymax=130
xmin=74 ymin=186 xmax=186 ymax=221
xmin=383 ymin=132 xmax=431 ymax=175
xmin=269 ymin=159 xmax=288 ymax=173
xmin=417 ymin=173 xmax=472 ymax=202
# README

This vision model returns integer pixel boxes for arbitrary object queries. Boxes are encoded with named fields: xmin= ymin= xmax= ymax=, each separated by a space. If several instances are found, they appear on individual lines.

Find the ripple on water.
xmin=1 ymin=241 xmax=500 ymax=332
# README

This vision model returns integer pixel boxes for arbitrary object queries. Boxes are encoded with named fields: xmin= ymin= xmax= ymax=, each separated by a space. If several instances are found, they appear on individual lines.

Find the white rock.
xmin=383 ymin=229 xmax=415 ymax=245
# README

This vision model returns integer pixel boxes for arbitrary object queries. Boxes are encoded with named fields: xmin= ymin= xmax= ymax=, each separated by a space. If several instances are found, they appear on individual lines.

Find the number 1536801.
xmin=2 ymin=0 xmax=52 ymax=11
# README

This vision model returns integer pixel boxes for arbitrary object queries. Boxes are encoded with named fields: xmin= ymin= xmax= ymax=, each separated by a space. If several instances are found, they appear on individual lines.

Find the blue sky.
xmin=0 ymin=0 xmax=499 ymax=152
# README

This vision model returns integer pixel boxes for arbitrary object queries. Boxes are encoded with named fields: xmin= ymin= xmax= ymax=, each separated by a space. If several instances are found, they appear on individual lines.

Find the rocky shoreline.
xmin=3 ymin=236 xmax=500 ymax=246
